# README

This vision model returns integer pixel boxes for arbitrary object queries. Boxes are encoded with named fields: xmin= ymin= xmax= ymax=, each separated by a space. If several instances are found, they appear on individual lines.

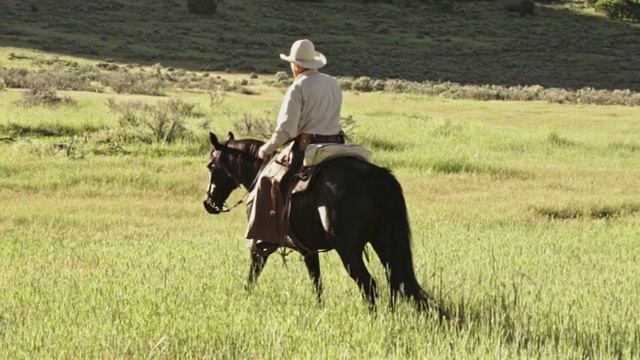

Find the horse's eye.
xmin=207 ymin=162 xmax=214 ymax=170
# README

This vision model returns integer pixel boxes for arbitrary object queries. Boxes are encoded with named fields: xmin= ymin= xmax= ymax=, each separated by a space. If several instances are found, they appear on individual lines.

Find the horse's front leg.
xmin=303 ymin=252 xmax=323 ymax=302
xmin=245 ymin=241 xmax=278 ymax=291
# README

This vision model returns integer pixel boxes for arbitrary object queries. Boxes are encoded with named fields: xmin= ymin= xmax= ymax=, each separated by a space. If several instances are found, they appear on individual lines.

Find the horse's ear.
xmin=210 ymin=132 xmax=222 ymax=149
xmin=227 ymin=132 xmax=235 ymax=141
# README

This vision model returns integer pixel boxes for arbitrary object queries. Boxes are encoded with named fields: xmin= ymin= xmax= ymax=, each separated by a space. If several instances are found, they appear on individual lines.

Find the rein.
xmin=210 ymin=143 xmax=330 ymax=256
xmin=211 ymin=147 xmax=274 ymax=213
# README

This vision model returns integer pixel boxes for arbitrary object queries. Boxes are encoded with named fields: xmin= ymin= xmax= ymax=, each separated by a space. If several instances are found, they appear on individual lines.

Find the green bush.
xmin=596 ymin=0 xmax=627 ymax=19
xmin=595 ymin=0 xmax=640 ymax=20
xmin=187 ymin=0 xmax=217 ymax=15
xmin=622 ymin=0 xmax=640 ymax=21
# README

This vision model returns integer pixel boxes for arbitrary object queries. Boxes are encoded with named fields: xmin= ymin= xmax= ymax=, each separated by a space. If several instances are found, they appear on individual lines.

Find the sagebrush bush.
xmin=102 ymin=71 xmax=166 ymax=96
xmin=0 ymin=65 xmax=105 ymax=92
xmin=19 ymin=76 xmax=76 ymax=107
xmin=263 ymin=71 xmax=292 ymax=88
xmin=106 ymin=98 xmax=206 ymax=144
xmin=352 ymin=76 xmax=385 ymax=92
xmin=338 ymin=77 xmax=354 ymax=91
xmin=0 ymin=67 xmax=31 ymax=89
xmin=232 ymin=112 xmax=274 ymax=139
xmin=334 ymin=75 xmax=639 ymax=106
xmin=352 ymin=76 xmax=373 ymax=92
xmin=540 ymin=88 xmax=577 ymax=104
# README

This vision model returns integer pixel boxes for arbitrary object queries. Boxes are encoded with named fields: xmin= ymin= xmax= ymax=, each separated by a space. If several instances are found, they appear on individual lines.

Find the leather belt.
xmin=297 ymin=132 xmax=344 ymax=151
xmin=310 ymin=134 xmax=344 ymax=144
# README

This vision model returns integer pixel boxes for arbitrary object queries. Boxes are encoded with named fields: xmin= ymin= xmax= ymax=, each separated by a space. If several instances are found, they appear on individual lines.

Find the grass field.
xmin=1 ymin=46 xmax=640 ymax=358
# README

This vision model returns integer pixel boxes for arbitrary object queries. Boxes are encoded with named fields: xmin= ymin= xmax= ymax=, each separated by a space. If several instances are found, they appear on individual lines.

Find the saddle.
xmin=245 ymin=142 xmax=372 ymax=253
xmin=294 ymin=143 xmax=372 ymax=193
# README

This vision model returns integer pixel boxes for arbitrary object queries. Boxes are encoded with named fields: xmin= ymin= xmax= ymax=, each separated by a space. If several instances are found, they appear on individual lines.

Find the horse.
xmin=203 ymin=131 xmax=446 ymax=316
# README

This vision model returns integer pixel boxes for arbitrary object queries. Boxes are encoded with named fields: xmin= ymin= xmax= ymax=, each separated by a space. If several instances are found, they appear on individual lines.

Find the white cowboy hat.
xmin=279 ymin=39 xmax=327 ymax=69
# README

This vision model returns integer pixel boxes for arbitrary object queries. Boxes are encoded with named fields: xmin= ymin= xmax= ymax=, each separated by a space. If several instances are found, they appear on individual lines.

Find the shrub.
xmin=19 ymin=76 xmax=76 ymax=107
xmin=434 ymin=0 xmax=455 ymax=13
xmin=539 ymin=88 xmax=576 ymax=104
xmin=519 ymin=0 xmax=535 ymax=16
xmin=106 ymin=98 xmax=205 ymax=144
xmin=0 ymin=67 xmax=30 ymax=88
xmin=440 ymin=84 xmax=504 ymax=101
xmin=505 ymin=0 xmax=535 ymax=16
xmin=352 ymin=76 xmax=385 ymax=92
xmin=595 ymin=0 xmax=626 ymax=19
xmin=340 ymin=115 xmax=358 ymax=141
xmin=187 ymin=0 xmax=217 ymax=15
xmin=338 ymin=77 xmax=354 ymax=91
xmin=619 ymin=0 xmax=640 ymax=21
xmin=504 ymin=85 xmax=544 ymax=101
xmin=594 ymin=0 xmax=639 ymax=20
xmin=102 ymin=71 xmax=165 ymax=96
xmin=263 ymin=71 xmax=292 ymax=88
xmin=232 ymin=112 xmax=274 ymax=139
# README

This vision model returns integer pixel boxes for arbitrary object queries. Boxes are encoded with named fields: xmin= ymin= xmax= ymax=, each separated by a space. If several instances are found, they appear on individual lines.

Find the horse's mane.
xmin=225 ymin=138 xmax=264 ymax=159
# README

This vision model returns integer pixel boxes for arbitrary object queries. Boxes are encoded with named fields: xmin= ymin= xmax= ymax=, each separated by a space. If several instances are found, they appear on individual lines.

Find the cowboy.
xmin=244 ymin=39 xmax=344 ymax=253
xmin=257 ymin=39 xmax=345 ymax=196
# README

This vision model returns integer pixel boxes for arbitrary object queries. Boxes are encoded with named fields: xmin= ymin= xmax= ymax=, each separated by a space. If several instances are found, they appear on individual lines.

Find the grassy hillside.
xmin=1 ymin=0 xmax=639 ymax=91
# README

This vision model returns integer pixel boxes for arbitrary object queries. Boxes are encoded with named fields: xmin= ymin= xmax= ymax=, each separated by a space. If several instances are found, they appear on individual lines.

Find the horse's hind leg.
xmin=303 ymin=252 xmax=323 ymax=302
xmin=367 ymin=243 xmax=399 ymax=309
xmin=336 ymin=250 xmax=378 ymax=308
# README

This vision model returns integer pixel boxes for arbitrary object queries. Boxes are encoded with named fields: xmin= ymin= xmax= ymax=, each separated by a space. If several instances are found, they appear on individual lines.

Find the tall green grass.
xmin=1 ymin=70 xmax=640 ymax=359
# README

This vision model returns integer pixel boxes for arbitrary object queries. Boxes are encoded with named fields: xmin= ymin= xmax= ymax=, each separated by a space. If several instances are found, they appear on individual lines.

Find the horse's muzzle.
xmin=203 ymin=198 xmax=221 ymax=214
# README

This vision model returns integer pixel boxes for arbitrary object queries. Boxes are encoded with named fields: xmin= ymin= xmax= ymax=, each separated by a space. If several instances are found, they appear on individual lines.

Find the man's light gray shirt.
xmin=261 ymin=69 xmax=343 ymax=154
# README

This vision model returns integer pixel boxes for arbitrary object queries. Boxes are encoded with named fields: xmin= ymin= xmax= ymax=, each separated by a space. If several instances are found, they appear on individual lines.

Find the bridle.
xmin=206 ymin=148 xmax=245 ymax=212
xmin=209 ymin=148 xmax=242 ymax=187
xmin=206 ymin=145 xmax=273 ymax=213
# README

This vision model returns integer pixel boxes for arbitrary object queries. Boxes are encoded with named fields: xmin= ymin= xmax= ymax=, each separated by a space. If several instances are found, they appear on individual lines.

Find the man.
xmin=258 ymin=39 xmax=344 ymax=184
xmin=246 ymin=39 xmax=344 ymax=252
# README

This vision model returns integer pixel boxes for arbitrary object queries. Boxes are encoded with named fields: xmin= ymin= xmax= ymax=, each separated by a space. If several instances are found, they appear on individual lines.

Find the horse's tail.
xmin=380 ymin=171 xmax=448 ymax=318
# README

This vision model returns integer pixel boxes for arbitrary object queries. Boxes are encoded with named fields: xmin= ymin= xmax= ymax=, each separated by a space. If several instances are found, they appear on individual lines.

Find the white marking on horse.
xmin=318 ymin=206 xmax=331 ymax=232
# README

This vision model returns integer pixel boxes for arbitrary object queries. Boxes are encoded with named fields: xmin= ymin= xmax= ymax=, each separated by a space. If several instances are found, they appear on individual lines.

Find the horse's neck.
xmin=235 ymin=140 xmax=265 ymax=190
xmin=240 ymin=156 xmax=264 ymax=190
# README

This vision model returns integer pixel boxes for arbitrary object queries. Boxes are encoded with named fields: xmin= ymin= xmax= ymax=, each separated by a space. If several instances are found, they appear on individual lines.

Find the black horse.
xmin=203 ymin=132 xmax=446 ymax=315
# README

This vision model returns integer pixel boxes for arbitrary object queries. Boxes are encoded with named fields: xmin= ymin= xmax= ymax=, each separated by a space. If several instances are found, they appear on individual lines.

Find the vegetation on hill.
xmin=0 ymin=0 xmax=638 ymax=91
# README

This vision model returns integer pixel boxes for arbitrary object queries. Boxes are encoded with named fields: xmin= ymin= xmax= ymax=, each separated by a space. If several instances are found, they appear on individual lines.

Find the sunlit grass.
xmin=1 ymin=74 xmax=640 ymax=358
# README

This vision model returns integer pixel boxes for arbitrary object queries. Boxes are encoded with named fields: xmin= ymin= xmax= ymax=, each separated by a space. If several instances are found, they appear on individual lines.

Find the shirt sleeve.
xmin=261 ymin=84 xmax=303 ymax=154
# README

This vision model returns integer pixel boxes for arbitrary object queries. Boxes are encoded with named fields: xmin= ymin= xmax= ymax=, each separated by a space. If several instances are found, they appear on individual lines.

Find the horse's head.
xmin=203 ymin=132 xmax=243 ymax=215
